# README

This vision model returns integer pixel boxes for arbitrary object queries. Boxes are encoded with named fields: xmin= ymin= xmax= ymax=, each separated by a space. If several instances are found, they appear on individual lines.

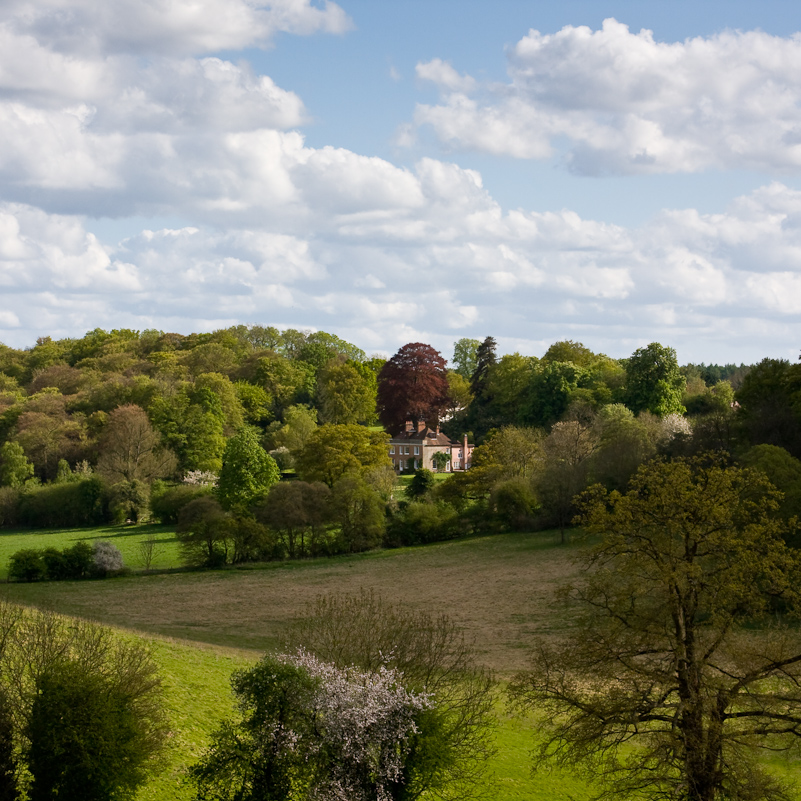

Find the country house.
xmin=389 ymin=421 xmax=474 ymax=472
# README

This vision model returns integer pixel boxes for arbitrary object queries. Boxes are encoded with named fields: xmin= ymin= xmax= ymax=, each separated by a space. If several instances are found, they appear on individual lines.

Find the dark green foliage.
xmin=330 ymin=474 xmax=385 ymax=553
xmin=188 ymin=656 xmax=321 ymax=801
xmin=27 ymin=661 xmax=149 ymax=801
xmin=8 ymin=548 xmax=45 ymax=582
xmin=624 ymin=342 xmax=686 ymax=417
xmin=406 ymin=468 xmax=435 ymax=499
xmin=385 ymin=500 xmax=460 ymax=547
xmin=254 ymin=481 xmax=332 ymax=558
xmin=522 ymin=361 xmax=590 ymax=428
xmin=736 ymin=358 xmax=801 ymax=456
xmin=107 ymin=479 xmax=150 ymax=523
xmin=489 ymin=477 xmax=539 ymax=531
xmin=150 ymin=483 xmax=212 ymax=523
xmin=176 ymin=496 xmax=230 ymax=567
xmin=9 ymin=541 xmax=98 ymax=582
xmin=15 ymin=478 xmax=106 ymax=528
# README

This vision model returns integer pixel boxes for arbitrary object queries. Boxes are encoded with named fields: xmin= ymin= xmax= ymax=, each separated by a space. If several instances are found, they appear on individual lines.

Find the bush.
xmin=150 ymin=483 xmax=211 ymax=523
xmin=63 ymin=542 xmax=94 ymax=579
xmin=107 ymin=480 xmax=149 ymax=524
xmin=0 ymin=487 xmax=20 ymax=528
xmin=385 ymin=500 xmax=460 ymax=547
xmin=92 ymin=541 xmax=124 ymax=576
xmin=8 ymin=549 xmax=46 ymax=582
xmin=16 ymin=479 xmax=106 ymax=528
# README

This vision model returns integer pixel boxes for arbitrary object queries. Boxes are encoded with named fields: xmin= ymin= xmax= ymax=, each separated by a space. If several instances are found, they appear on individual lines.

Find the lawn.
xmin=0 ymin=523 xmax=183 ymax=578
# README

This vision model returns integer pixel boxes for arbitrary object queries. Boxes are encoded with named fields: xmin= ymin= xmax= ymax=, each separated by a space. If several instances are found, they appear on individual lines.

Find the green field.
xmin=2 ymin=526 xmax=799 ymax=800
xmin=0 ymin=524 xmax=183 ymax=578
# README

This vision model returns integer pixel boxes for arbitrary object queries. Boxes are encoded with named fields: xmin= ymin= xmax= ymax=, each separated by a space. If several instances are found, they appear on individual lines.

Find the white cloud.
xmin=413 ymin=18 xmax=801 ymax=174
xmin=2 ymin=0 xmax=351 ymax=56
xmin=4 ymin=181 xmax=801 ymax=361
xmin=416 ymin=59 xmax=476 ymax=94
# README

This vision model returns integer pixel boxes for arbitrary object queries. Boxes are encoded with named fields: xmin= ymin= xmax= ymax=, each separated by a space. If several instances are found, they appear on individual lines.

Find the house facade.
xmin=388 ymin=420 xmax=474 ymax=472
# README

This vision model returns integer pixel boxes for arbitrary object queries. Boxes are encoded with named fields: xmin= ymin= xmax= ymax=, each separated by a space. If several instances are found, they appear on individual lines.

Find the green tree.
xmin=0 ymin=441 xmax=33 ymax=487
xmin=216 ymin=427 xmax=280 ymax=511
xmin=406 ymin=468 xmax=435 ymax=499
xmin=254 ymin=481 xmax=332 ymax=558
xmin=511 ymin=456 xmax=801 ymax=801
xmin=452 ymin=338 xmax=480 ymax=380
xmin=317 ymin=360 xmax=377 ymax=425
xmin=331 ymin=475 xmax=386 ymax=553
xmin=295 ymin=424 xmax=390 ymax=487
xmin=27 ymin=660 xmax=153 ymax=801
xmin=624 ymin=342 xmax=686 ymax=417
xmin=0 ymin=605 xmax=167 ymax=801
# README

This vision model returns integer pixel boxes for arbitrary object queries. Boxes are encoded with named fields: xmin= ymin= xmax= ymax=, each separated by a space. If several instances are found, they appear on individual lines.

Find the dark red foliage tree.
xmin=377 ymin=343 xmax=451 ymax=433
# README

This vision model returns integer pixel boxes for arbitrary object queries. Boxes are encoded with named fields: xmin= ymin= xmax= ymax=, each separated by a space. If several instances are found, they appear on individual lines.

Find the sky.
xmin=3 ymin=1 xmax=801 ymax=364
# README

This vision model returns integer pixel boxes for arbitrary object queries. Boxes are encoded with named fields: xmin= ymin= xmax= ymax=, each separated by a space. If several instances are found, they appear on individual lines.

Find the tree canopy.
xmin=377 ymin=343 xmax=451 ymax=433
xmin=511 ymin=456 xmax=801 ymax=801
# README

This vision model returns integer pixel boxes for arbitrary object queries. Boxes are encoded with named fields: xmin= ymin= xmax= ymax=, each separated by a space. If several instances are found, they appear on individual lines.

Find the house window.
xmin=414 ymin=446 xmax=420 ymax=455
xmin=404 ymin=446 xmax=410 ymax=454
xmin=446 ymin=447 xmax=450 ymax=454
xmin=390 ymin=446 xmax=395 ymax=454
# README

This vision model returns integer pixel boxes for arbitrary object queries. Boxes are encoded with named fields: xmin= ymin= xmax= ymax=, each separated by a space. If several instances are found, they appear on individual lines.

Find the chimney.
xmin=417 ymin=420 xmax=426 ymax=433
xmin=405 ymin=420 xmax=414 ymax=432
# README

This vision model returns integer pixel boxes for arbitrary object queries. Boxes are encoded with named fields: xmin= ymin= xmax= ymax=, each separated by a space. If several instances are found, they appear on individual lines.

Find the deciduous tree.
xmin=377 ymin=343 xmax=451 ymax=433
xmin=216 ymin=427 xmax=280 ymax=511
xmin=95 ymin=404 xmax=177 ymax=483
xmin=511 ymin=456 xmax=801 ymax=801
xmin=295 ymin=424 xmax=390 ymax=487
xmin=624 ymin=342 xmax=686 ymax=417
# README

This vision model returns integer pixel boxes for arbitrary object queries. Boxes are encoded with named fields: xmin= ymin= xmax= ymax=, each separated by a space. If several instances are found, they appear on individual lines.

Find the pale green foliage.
xmin=0 ymin=441 xmax=33 ymax=487
xmin=272 ymin=404 xmax=318 ymax=456
xmin=317 ymin=360 xmax=377 ymax=425
xmin=217 ymin=427 xmax=280 ymax=511
xmin=452 ymin=338 xmax=480 ymax=380
xmin=295 ymin=424 xmax=390 ymax=487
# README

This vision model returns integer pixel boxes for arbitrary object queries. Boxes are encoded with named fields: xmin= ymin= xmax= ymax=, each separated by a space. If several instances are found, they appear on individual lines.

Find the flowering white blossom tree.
xmin=190 ymin=650 xmax=431 ymax=801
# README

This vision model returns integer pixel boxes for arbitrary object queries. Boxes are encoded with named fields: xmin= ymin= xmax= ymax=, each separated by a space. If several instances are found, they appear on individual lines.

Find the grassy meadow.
xmin=2 ymin=526 xmax=799 ymax=800
xmin=0 ymin=523 xmax=183 ymax=579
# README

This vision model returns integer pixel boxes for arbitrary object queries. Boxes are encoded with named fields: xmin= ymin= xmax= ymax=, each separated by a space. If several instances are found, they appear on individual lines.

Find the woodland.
xmin=1 ymin=326 xmax=801 ymax=800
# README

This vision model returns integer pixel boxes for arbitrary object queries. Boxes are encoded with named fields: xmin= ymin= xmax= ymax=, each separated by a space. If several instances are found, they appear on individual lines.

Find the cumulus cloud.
xmin=1 ymin=0 xmax=351 ymax=56
xmin=4 ymin=179 xmax=801 ymax=361
xmin=414 ymin=18 xmax=801 ymax=174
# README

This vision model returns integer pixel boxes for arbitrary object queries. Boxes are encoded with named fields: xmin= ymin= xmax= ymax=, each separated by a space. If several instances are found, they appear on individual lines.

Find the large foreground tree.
xmin=511 ymin=456 xmax=801 ymax=801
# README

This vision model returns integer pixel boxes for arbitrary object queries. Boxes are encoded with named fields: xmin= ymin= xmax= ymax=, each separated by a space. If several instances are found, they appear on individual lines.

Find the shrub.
xmin=63 ymin=542 xmax=94 ymax=579
xmin=150 ymin=483 xmax=211 ymax=524
xmin=0 ymin=487 xmax=20 ymax=528
xmin=385 ymin=500 xmax=460 ymax=547
xmin=92 ymin=541 xmax=124 ymax=576
xmin=8 ymin=549 xmax=46 ymax=582
xmin=107 ymin=480 xmax=149 ymax=524
xmin=16 ymin=479 xmax=106 ymax=528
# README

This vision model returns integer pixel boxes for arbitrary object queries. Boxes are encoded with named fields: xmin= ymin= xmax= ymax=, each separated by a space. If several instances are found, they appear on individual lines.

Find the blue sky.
xmin=3 ymin=0 xmax=801 ymax=364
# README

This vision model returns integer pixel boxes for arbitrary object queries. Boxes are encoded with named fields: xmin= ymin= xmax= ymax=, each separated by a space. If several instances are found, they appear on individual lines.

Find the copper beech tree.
xmin=377 ymin=343 xmax=451 ymax=433
xmin=511 ymin=456 xmax=801 ymax=801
